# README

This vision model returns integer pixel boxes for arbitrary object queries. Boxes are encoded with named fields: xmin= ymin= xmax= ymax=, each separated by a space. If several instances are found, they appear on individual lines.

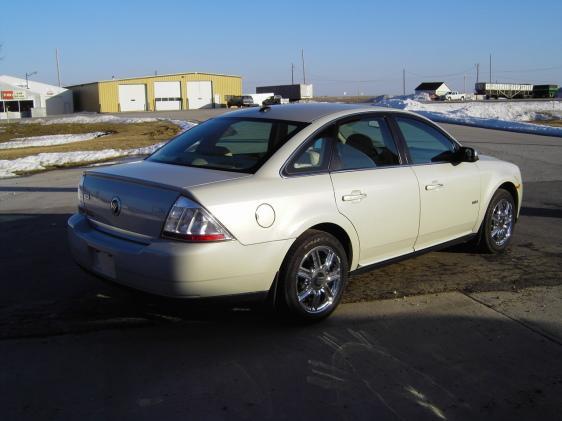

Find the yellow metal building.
xmin=67 ymin=72 xmax=242 ymax=112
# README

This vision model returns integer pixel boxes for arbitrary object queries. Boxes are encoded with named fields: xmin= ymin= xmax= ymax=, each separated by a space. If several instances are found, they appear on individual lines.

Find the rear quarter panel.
xmin=189 ymin=174 xmax=361 ymax=269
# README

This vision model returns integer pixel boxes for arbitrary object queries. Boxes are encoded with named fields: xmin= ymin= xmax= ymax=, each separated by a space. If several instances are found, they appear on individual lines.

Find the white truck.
xmin=246 ymin=93 xmax=275 ymax=107
xmin=442 ymin=91 xmax=466 ymax=101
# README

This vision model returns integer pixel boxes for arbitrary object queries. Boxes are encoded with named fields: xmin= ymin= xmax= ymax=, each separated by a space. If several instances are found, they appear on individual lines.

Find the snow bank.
xmin=0 ymin=132 xmax=108 ymax=150
xmin=23 ymin=114 xmax=160 ymax=125
xmin=0 ymin=120 xmax=197 ymax=178
xmin=168 ymin=119 xmax=196 ymax=133
xmin=373 ymin=96 xmax=562 ymax=136
xmin=21 ymin=113 xmax=196 ymax=134
xmin=0 ymin=143 xmax=165 ymax=178
xmin=23 ymin=114 xmax=199 ymax=132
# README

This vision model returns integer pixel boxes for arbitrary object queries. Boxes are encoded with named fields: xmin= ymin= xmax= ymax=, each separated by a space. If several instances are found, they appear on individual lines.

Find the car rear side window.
xmin=333 ymin=116 xmax=400 ymax=171
xmin=148 ymin=117 xmax=307 ymax=173
xmin=395 ymin=117 xmax=457 ymax=164
xmin=285 ymin=129 xmax=332 ymax=175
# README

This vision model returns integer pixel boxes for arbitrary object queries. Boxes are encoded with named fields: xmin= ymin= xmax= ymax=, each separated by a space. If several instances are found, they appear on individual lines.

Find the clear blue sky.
xmin=1 ymin=0 xmax=561 ymax=95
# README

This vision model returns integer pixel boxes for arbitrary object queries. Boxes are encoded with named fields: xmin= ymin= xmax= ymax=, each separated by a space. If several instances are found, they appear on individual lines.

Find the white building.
xmin=0 ymin=75 xmax=73 ymax=119
xmin=414 ymin=82 xmax=451 ymax=98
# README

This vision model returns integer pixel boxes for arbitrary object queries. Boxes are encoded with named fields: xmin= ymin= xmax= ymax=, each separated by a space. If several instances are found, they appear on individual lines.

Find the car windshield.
xmin=148 ymin=117 xmax=308 ymax=173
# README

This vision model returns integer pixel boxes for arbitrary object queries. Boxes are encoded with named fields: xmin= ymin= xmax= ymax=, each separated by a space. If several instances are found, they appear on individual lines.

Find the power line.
xmin=495 ymin=64 xmax=562 ymax=73
xmin=405 ymin=69 xmax=474 ymax=78
xmin=307 ymin=73 xmax=400 ymax=83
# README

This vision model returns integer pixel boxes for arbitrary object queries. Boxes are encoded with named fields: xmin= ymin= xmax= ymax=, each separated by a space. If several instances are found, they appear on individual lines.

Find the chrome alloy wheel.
xmin=295 ymin=246 xmax=342 ymax=314
xmin=490 ymin=198 xmax=514 ymax=247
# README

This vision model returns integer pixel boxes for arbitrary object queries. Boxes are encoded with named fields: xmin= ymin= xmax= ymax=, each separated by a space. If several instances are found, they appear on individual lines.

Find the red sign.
xmin=1 ymin=90 xmax=13 ymax=100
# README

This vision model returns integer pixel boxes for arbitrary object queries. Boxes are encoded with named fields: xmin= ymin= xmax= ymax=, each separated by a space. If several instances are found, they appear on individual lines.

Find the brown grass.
xmin=531 ymin=119 xmax=562 ymax=127
xmin=0 ymin=121 xmax=180 ymax=160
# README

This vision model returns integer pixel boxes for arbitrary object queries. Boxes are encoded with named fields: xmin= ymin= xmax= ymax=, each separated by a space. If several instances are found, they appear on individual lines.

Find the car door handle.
xmin=342 ymin=191 xmax=367 ymax=202
xmin=425 ymin=183 xmax=444 ymax=191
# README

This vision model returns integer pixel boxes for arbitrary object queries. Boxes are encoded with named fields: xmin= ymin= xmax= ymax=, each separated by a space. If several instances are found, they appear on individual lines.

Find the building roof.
xmin=65 ymin=71 xmax=242 ymax=88
xmin=414 ymin=82 xmax=447 ymax=91
xmin=0 ymin=75 xmax=67 ymax=95
xmin=218 ymin=103 xmax=409 ymax=123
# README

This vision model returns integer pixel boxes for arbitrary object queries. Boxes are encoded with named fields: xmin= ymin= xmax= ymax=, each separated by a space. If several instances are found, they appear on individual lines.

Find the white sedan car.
xmin=68 ymin=104 xmax=522 ymax=321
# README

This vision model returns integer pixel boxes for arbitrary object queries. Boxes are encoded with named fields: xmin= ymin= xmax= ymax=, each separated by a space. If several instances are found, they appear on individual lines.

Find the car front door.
xmin=328 ymin=114 xmax=420 ymax=266
xmin=392 ymin=116 xmax=480 ymax=250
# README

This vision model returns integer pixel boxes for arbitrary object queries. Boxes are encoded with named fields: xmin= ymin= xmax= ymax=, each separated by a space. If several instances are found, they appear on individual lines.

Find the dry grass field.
xmin=532 ymin=119 xmax=562 ymax=127
xmin=0 ymin=121 xmax=180 ymax=161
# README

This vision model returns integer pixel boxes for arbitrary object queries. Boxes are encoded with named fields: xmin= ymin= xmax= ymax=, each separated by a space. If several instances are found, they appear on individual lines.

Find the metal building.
xmin=67 ymin=72 xmax=242 ymax=112
xmin=0 ymin=75 xmax=73 ymax=119
xmin=414 ymin=82 xmax=451 ymax=98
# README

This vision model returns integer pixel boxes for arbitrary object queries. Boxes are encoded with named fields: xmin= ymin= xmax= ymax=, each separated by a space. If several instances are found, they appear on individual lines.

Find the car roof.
xmin=221 ymin=103 xmax=395 ymax=123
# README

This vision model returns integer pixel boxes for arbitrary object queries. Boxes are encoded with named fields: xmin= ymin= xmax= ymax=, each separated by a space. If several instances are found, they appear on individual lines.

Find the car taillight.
xmin=162 ymin=196 xmax=233 ymax=242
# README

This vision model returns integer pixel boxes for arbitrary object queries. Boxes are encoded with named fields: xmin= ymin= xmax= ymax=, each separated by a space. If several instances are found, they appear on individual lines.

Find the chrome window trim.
xmin=328 ymin=163 xmax=409 ymax=175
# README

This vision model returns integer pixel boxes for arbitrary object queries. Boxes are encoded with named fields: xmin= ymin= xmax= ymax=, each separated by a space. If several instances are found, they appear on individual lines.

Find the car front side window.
xmin=395 ymin=117 xmax=458 ymax=164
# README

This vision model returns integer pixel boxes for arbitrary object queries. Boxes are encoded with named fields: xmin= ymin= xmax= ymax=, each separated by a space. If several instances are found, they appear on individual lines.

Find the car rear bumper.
xmin=67 ymin=213 xmax=291 ymax=298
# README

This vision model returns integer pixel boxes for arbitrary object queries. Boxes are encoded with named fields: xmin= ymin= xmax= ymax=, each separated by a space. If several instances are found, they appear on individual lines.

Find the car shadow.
xmin=0 ymin=186 xmax=77 ymax=193
xmin=520 ymin=206 xmax=562 ymax=219
xmin=0 ymin=212 xmax=281 ymax=339
xmin=2 ymin=307 xmax=562 ymax=420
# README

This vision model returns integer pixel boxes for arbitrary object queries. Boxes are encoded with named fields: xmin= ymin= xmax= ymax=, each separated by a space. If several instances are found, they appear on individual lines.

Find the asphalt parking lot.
xmin=1 ymin=110 xmax=561 ymax=420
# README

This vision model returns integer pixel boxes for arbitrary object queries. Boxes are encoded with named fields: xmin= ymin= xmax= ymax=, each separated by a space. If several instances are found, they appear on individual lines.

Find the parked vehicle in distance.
xmin=247 ymin=93 xmax=275 ymax=107
xmin=475 ymin=83 xmax=533 ymax=99
xmin=227 ymin=95 xmax=255 ymax=108
xmin=68 ymin=104 xmax=522 ymax=321
xmin=532 ymin=84 xmax=559 ymax=99
xmin=262 ymin=95 xmax=283 ymax=106
xmin=256 ymin=84 xmax=313 ymax=102
xmin=442 ymin=91 xmax=465 ymax=101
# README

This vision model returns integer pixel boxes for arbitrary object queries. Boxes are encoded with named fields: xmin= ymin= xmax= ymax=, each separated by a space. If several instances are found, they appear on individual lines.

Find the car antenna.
xmin=259 ymin=105 xmax=271 ymax=112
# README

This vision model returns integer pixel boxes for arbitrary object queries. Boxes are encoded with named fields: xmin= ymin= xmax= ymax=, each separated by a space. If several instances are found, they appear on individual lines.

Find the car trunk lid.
xmin=82 ymin=160 xmax=249 ymax=239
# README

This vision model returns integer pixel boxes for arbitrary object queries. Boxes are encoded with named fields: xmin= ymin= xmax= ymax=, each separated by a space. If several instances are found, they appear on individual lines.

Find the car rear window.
xmin=148 ymin=117 xmax=307 ymax=173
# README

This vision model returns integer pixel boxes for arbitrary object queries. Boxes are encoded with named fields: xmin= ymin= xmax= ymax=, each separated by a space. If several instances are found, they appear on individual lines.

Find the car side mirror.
xmin=458 ymin=146 xmax=479 ymax=162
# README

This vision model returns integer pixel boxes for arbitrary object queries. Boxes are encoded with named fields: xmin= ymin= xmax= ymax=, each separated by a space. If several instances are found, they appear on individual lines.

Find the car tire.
xmin=474 ymin=189 xmax=516 ymax=254
xmin=277 ymin=230 xmax=348 ymax=322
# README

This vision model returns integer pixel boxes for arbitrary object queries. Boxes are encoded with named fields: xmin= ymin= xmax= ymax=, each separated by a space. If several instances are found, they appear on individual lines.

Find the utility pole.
xmin=463 ymin=74 xmax=466 ymax=93
xmin=475 ymin=63 xmax=480 ymax=84
xmin=291 ymin=63 xmax=294 ymax=85
xmin=25 ymin=71 xmax=37 ymax=89
xmin=402 ymin=68 xmax=406 ymax=96
xmin=55 ymin=48 xmax=62 ymax=87
xmin=489 ymin=54 xmax=492 ymax=84
xmin=301 ymin=49 xmax=306 ymax=84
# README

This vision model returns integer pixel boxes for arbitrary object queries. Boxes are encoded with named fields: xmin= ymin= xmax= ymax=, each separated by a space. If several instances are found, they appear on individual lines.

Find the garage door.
xmin=186 ymin=81 xmax=212 ymax=109
xmin=154 ymin=81 xmax=182 ymax=111
xmin=118 ymin=85 xmax=146 ymax=112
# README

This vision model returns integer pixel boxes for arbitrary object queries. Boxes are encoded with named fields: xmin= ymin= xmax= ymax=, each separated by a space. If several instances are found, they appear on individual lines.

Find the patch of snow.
xmin=24 ymin=114 xmax=159 ymax=125
xmin=0 ymin=143 xmax=165 ymax=178
xmin=0 ymin=121 xmax=197 ymax=178
xmin=0 ymin=132 xmax=108 ymax=150
xmin=167 ymin=119 xmax=196 ymax=133
xmin=23 ymin=113 xmax=196 ymax=133
xmin=373 ymin=96 xmax=562 ymax=136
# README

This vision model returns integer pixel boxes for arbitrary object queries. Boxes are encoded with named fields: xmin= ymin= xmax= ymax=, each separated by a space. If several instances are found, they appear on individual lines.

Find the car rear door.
xmin=328 ymin=114 xmax=420 ymax=266
xmin=391 ymin=115 xmax=480 ymax=250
